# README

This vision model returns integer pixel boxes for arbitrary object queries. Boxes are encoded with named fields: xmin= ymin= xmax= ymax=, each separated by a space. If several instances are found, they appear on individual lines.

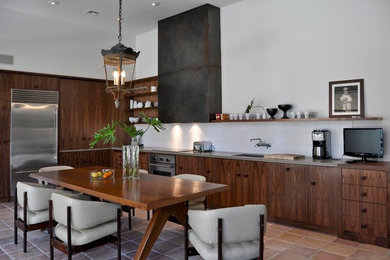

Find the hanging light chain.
xmin=118 ymin=0 xmax=122 ymax=43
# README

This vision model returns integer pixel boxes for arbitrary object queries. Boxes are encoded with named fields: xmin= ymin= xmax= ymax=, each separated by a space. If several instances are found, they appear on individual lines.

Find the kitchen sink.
xmin=233 ymin=153 xmax=264 ymax=158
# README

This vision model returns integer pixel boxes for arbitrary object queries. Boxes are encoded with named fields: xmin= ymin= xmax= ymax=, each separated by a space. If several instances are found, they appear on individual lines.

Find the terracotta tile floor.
xmin=1 ymin=201 xmax=390 ymax=259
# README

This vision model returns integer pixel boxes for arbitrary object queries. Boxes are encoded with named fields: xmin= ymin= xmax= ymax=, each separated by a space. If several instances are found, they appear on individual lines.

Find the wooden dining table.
xmin=30 ymin=166 xmax=229 ymax=260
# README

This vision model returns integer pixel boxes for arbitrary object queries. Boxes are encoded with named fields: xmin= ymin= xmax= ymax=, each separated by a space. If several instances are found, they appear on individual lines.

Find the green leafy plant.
xmin=89 ymin=112 xmax=165 ymax=148
xmin=245 ymin=98 xmax=255 ymax=113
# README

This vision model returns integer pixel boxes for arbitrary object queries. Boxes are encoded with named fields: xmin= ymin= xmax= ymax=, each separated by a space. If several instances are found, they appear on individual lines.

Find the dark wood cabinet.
xmin=308 ymin=166 xmax=340 ymax=228
xmin=59 ymin=78 xmax=112 ymax=150
xmin=139 ymin=152 xmax=149 ymax=171
xmin=110 ymin=150 xmax=149 ymax=171
xmin=268 ymin=164 xmax=340 ymax=228
xmin=340 ymin=167 xmax=389 ymax=247
xmin=59 ymin=150 xmax=110 ymax=168
xmin=176 ymin=155 xmax=205 ymax=175
xmin=202 ymin=158 xmax=266 ymax=209
xmin=267 ymin=163 xmax=307 ymax=222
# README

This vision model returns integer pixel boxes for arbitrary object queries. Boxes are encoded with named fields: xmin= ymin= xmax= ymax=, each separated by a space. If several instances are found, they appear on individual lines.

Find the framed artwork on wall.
xmin=329 ymin=79 xmax=364 ymax=118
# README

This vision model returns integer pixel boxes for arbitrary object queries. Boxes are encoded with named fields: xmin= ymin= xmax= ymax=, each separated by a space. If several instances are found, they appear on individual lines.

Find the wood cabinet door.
xmin=267 ymin=163 xmax=289 ymax=219
xmin=216 ymin=159 xmax=237 ymax=208
xmin=203 ymin=158 xmax=236 ymax=208
xmin=110 ymin=150 xmax=122 ymax=169
xmin=288 ymin=165 xmax=308 ymax=223
xmin=308 ymin=166 xmax=340 ymax=228
xmin=176 ymin=155 xmax=205 ymax=175
xmin=59 ymin=150 xmax=110 ymax=168
xmin=59 ymin=78 xmax=111 ymax=149
xmin=139 ymin=152 xmax=149 ymax=171
xmin=240 ymin=161 xmax=267 ymax=206
xmin=204 ymin=158 xmax=222 ymax=208
xmin=268 ymin=163 xmax=308 ymax=222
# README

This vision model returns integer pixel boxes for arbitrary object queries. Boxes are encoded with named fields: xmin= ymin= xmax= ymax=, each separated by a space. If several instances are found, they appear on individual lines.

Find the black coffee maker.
xmin=312 ymin=130 xmax=331 ymax=159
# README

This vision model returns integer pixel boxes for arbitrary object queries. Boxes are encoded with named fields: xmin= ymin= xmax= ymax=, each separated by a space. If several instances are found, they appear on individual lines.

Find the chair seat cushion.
xmin=55 ymin=220 xmax=117 ymax=246
xmin=18 ymin=209 xmax=49 ymax=225
xmin=189 ymin=230 xmax=260 ymax=260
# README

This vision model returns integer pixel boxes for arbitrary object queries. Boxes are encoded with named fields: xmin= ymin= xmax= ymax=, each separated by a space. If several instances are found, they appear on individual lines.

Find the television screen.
xmin=343 ymin=128 xmax=383 ymax=159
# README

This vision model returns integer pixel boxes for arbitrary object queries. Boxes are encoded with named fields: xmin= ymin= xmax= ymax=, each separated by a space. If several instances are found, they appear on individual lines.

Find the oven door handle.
xmin=149 ymin=163 xmax=175 ymax=169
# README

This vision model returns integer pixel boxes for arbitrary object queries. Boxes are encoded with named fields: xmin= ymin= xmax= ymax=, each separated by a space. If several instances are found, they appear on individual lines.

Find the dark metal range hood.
xmin=158 ymin=4 xmax=222 ymax=123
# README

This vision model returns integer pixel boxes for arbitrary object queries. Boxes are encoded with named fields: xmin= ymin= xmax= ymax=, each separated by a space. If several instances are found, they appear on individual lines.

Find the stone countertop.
xmin=130 ymin=147 xmax=344 ymax=167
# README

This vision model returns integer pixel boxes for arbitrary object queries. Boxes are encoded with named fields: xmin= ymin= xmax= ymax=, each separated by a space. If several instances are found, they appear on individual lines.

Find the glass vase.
xmin=122 ymin=145 xmax=131 ymax=179
xmin=130 ymin=138 xmax=140 ymax=180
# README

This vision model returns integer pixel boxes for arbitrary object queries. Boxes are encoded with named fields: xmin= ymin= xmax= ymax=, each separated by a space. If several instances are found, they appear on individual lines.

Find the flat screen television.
xmin=343 ymin=128 xmax=384 ymax=162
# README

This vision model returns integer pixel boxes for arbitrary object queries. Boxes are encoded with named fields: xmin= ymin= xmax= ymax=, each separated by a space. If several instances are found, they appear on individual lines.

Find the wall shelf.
xmin=128 ymin=91 xmax=158 ymax=98
xmin=130 ymin=107 xmax=158 ymax=112
xmin=211 ymin=117 xmax=383 ymax=123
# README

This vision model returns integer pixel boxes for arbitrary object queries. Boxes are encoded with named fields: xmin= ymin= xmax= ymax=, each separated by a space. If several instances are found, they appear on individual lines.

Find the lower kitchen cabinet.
xmin=203 ymin=158 xmax=267 ymax=208
xmin=111 ymin=150 xmax=149 ymax=170
xmin=267 ymin=163 xmax=307 ymax=222
xmin=267 ymin=163 xmax=340 ymax=229
xmin=176 ymin=155 xmax=205 ymax=175
xmin=340 ymin=167 xmax=389 ymax=247
xmin=59 ymin=150 xmax=110 ymax=168
xmin=307 ymin=166 xmax=340 ymax=228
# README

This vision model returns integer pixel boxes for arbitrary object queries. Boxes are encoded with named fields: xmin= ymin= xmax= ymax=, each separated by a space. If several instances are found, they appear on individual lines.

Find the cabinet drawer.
xmin=342 ymin=215 xmax=387 ymax=238
xmin=342 ymin=200 xmax=387 ymax=221
xmin=342 ymin=169 xmax=387 ymax=188
xmin=342 ymin=184 xmax=387 ymax=204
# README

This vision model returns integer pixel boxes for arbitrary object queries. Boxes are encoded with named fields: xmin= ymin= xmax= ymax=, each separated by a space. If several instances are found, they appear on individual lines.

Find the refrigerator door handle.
xmin=54 ymin=107 xmax=58 ymax=163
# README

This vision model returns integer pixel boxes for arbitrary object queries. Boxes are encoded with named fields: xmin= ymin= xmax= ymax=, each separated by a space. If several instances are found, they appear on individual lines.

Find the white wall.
xmin=138 ymin=0 xmax=390 ymax=160
xmin=135 ymin=29 xmax=158 ymax=79
xmin=0 ymin=8 xmax=136 ymax=79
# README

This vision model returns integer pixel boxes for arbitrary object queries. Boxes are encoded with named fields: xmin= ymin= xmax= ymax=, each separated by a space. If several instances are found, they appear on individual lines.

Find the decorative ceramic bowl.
xmin=266 ymin=108 xmax=278 ymax=119
xmin=278 ymin=104 xmax=292 ymax=119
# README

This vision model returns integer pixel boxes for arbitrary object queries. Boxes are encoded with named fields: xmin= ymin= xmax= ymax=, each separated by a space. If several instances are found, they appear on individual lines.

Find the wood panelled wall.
xmin=0 ymin=70 xmax=128 ymax=200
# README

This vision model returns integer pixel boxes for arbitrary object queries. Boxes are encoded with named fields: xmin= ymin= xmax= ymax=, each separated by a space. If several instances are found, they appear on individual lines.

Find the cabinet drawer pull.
xmin=361 ymin=176 xmax=367 ymax=181
xmin=361 ymin=208 xmax=367 ymax=213
xmin=206 ymin=170 xmax=210 ymax=173
xmin=179 ymin=167 xmax=183 ymax=170
xmin=236 ymin=173 xmax=241 ymax=177
xmin=310 ymin=181 xmax=316 ymax=186
xmin=243 ymin=174 xmax=249 ymax=178
xmin=286 ymin=167 xmax=290 ymax=172
xmin=361 ymin=192 xmax=367 ymax=197
xmin=361 ymin=224 xmax=367 ymax=229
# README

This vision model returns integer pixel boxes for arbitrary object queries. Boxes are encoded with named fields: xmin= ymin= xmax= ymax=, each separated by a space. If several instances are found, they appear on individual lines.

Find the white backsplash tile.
xmin=140 ymin=120 xmax=388 ymax=160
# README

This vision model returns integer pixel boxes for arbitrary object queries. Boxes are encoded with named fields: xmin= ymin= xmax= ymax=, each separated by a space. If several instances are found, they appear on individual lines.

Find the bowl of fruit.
xmin=89 ymin=169 xmax=115 ymax=179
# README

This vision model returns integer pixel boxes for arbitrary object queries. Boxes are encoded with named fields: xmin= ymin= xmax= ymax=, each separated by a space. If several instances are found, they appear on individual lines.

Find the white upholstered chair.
xmin=173 ymin=174 xmax=207 ymax=210
xmin=14 ymin=182 xmax=74 ymax=253
xmin=186 ymin=205 xmax=267 ymax=260
xmin=49 ymin=193 xmax=122 ymax=260
xmin=38 ymin=165 xmax=74 ymax=185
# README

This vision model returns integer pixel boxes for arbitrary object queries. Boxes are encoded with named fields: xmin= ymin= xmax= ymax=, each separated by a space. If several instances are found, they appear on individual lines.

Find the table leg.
xmin=134 ymin=203 xmax=187 ymax=260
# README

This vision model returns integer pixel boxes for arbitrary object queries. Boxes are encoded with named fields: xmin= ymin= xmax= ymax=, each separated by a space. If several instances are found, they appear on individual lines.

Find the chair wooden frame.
xmin=48 ymin=200 xmax=122 ymax=260
xmin=185 ymin=213 xmax=265 ymax=260
xmin=14 ymin=187 xmax=52 ymax=253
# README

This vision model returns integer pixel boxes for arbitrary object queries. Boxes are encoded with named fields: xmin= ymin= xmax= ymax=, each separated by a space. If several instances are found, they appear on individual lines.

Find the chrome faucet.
xmin=250 ymin=138 xmax=271 ymax=148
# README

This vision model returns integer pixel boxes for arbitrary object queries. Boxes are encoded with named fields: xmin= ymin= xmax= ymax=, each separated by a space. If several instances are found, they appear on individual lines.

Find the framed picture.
xmin=329 ymin=79 xmax=364 ymax=118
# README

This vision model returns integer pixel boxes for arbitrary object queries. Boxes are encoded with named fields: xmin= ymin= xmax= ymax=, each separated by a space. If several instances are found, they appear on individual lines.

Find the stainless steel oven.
xmin=149 ymin=154 xmax=175 ymax=177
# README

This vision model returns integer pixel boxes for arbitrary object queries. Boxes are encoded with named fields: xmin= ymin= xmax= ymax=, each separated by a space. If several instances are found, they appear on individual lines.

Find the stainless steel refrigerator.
xmin=10 ymin=89 xmax=59 ymax=195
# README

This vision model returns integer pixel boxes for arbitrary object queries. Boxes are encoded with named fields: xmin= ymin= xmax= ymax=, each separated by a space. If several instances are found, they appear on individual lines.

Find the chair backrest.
xmin=39 ymin=166 xmax=74 ymax=172
xmin=173 ymin=174 xmax=206 ymax=182
xmin=139 ymin=169 xmax=148 ymax=174
xmin=174 ymin=174 xmax=206 ymax=203
xmin=188 ymin=204 xmax=267 ymax=244
xmin=51 ymin=193 xmax=120 ymax=230
xmin=16 ymin=182 xmax=57 ymax=211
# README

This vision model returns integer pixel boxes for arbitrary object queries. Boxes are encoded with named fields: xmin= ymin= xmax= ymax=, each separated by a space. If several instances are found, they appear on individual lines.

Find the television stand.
xmin=346 ymin=156 xmax=378 ymax=163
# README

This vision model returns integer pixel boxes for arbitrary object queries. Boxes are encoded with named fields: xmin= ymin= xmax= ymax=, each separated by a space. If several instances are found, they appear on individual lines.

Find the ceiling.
xmin=0 ymin=0 xmax=243 ymax=37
